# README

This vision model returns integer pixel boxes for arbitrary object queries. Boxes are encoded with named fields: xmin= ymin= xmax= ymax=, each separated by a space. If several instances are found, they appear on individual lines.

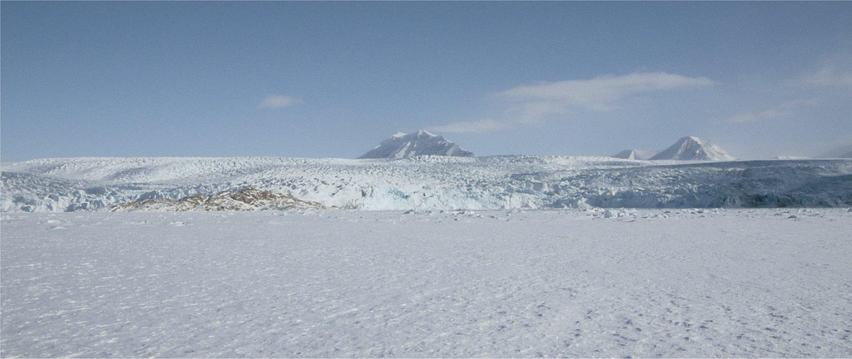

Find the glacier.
xmin=2 ymin=156 xmax=852 ymax=212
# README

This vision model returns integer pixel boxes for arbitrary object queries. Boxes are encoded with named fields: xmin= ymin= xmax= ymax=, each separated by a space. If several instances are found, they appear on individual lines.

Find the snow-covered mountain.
xmin=650 ymin=136 xmax=735 ymax=161
xmin=359 ymin=130 xmax=473 ymax=159
xmin=612 ymin=149 xmax=657 ymax=160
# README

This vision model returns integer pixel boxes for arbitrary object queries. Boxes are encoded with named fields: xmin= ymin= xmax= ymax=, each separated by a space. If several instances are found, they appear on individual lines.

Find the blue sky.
xmin=2 ymin=2 xmax=851 ymax=161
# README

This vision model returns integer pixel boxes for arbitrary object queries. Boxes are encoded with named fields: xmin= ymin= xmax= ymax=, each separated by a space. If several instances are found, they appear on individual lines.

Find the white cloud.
xmin=799 ymin=51 xmax=852 ymax=88
xmin=258 ymin=95 xmax=302 ymax=109
xmin=499 ymin=72 xmax=714 ymax=115
xmin=428 ymin=118 xmax=511 ymax=134
xmin=802 ymin=65 xmax=852 ymax=87
xmin=723 ymin=99 xmax=818 ymax=124
xmin=430 ymin=72 xmax=714 ymax=133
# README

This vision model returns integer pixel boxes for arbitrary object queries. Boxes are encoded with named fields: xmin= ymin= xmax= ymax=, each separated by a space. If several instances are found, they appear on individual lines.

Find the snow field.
xmin=2 ymin=209 xmax=851 ymax=357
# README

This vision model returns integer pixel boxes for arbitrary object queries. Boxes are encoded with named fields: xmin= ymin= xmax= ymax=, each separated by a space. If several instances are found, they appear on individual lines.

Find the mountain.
xmin=612 ymin=149 xmax=657 ymax=160
xmin=359 ymin=130 xmax=474 ymax=159
xmin=650 ymin=136 xmax=735 ymax=161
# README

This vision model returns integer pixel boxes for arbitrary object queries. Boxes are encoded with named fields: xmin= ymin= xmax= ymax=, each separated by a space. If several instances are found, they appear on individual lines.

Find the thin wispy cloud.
xmin=430 ymin=72 xmax=714 ymax=133
xmin=723 ymin=99 xmax=818 ymax=124
xmin=429 ymin=118 xmax=511 ymax=134
xmin=802 ymin=65 xmax=852 ymax=87
xmin=258 ymin=95 xmax=302 ymax=109
xmin=799 ymin=51 xmax=852 ymax=88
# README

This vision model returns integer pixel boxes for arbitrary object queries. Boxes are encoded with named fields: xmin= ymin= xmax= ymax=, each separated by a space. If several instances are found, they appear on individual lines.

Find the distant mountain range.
xmin=611 ymin=149 xmax=657 ymax=160
xmin=360 ymin=130 xmax=473 ymax=159
xmin=362 ymin=130 xmax=735 ymax=161
xmin=614 ymin=136 xmax=734 ymax=161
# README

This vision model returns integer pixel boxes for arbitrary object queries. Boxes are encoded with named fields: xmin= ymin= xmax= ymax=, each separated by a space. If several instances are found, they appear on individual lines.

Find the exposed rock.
xmin=112 ymin=186 xmax=322 ymax=211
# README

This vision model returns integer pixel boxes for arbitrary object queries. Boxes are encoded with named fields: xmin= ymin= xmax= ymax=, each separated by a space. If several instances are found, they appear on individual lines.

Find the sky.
xmin=2 ymin=2 xmax=852 ymax=161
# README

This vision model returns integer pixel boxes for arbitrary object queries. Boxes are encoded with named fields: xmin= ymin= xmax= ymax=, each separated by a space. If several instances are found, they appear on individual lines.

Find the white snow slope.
xmin=2 ymin=209 xmax=851 ymax=357
xmin=3 ymin=156 xmax=852 ymax=212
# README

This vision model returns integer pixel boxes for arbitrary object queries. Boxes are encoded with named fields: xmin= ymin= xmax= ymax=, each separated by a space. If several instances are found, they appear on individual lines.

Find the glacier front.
xmin=2 ymin=156 xmax=851 ymax=212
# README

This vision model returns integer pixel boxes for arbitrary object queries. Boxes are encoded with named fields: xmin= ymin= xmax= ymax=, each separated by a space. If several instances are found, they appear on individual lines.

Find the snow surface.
xmin=3 ymin=156 xmax=852 ymax=212
xmin=2 ymin=209 xmax=851 ymax=357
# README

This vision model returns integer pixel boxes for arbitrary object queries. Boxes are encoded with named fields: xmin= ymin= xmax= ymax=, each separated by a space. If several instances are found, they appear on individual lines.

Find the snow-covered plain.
xmin=3 ymin=156 xmax=852 ymax=212
xmin=2 ymin=209 xmax=851 ymax=357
